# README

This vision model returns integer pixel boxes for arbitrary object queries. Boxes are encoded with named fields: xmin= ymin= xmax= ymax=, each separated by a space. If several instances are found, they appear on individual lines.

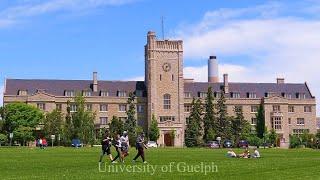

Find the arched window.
xmin=163 ymin=94 xmax=171 ymax=109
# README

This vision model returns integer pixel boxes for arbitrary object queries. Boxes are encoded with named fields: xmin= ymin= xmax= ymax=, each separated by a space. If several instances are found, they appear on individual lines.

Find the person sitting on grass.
xmin=226 ymin=149 xmax=237 ymax=158
xmin=238 ymin=148 xmax=250 ymax=158
xmin=252 ymin=148 xmax=261 ymax=158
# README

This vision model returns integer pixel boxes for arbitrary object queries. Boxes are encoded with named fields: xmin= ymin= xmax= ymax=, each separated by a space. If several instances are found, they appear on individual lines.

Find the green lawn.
xmin=0 ymin=147 xmax=319 ymax=180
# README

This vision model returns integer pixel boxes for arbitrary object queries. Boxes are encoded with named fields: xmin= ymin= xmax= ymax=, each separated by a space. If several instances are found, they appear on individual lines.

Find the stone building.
xmin=3 ymin=31 xmax=317 ymax=148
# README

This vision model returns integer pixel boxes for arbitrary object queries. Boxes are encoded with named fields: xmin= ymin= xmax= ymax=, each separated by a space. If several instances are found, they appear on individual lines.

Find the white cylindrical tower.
xmin=208 ymin=55 xmax=219 ymax=83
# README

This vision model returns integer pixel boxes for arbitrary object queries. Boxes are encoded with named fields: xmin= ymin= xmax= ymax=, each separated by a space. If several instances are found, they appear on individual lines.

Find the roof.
xmin=4 ymin=79 xmax=314 ymax=99
xmin=4 ymin=79 xmax=146 ymax=97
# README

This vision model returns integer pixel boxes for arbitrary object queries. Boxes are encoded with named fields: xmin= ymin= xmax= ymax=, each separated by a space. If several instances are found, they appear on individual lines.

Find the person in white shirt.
xmin=252 ymin=148 xmax=261 ymax=158
xmin=227 ymin=149 xmax=237 ymax=158
xmin=120 ymin=131 xmax=130 ymax=161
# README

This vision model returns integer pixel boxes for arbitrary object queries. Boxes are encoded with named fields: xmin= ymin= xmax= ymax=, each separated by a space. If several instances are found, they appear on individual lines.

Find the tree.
xmin=71 ymin=94 xmax=95 ymax=145
xmin=216 ymin=89 xmax=231 ymax=140
xmin=125 ymin=92 xmax=138 ymax=146
xmin=256 ymin=103 xmax=265 ymax=139
xmin=44 ymin=109 xmax=63 ymax=143
xmin=231 ymin=107 xmax=251 ymax=144
xmin=185 ymin=98 xmax=203 ymax=147
xmin=63 ymin=101 xmax=73 ymax=145
xmin=14 ymin=126 xmax=34 ymax=146
xmin=268 ymin=129 xmax=278 ymax=147
xmin=109 ymin=116 xmax=124 ymax=137
xmin=203 ymin=87 xmax=216 ymax=142
xmin=149 ymin=114 xmax=160 ymax=141
xmin=0 ymin=133 xmax=7 ymax=146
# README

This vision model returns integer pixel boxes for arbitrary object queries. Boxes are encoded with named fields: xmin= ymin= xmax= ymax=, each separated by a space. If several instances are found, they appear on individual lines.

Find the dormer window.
xmin=65 ymin=90 xmax=75 ymax=97
xmin=83 ymin=91 xmax=92 ymax=97
xmin=184 ymin=92 xmax=192 ymax=98
xmin=36 ymin=89 xmax=46 ymax=93
xmin=285 ymin=93 xmax=292 ymax=99
xmin=18 ymin=90 xmax=27 ymax=96
xmin=265 ymin=92 xmax=269 ymax=97
xmin=296 ymin=93 xmax=300 ymax=99
xmin=214 ymin=92 xmax=221 ymax=98
xmin=231 ymin=92 xmax=240 ymax=98
xmin=198 ymin=92 xmax=207 ymax=98
xmin=247 ymin=92 xmax=257 ymax=98
xmin=100 ymin=91 xmax=109 ymax=97
xmin=117 ymin=91 xmax=127 ymax=97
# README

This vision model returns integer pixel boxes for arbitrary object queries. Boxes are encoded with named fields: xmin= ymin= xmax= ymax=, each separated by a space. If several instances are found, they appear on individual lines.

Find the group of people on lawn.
xmin=227 ymin=148 xmax=261 ymax=158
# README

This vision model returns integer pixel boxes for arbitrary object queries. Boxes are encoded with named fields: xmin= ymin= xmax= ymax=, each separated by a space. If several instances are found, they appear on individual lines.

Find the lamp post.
xmin=216 ymin=137 xmax=221 ymax=148
xmin=50 ymin=135 xmax=55 ymax=148
xmin=9 ymin=133 xmax=13 ymax=146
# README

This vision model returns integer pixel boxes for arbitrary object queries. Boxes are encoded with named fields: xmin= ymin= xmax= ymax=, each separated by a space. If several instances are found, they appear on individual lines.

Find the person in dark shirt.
xmin=111 ymin=134 xmax=122 ymax=163
xmin=99 ymin=131 xmax=113 ymax=163
xmin=133 ymin=132 xmax=147 ymax=163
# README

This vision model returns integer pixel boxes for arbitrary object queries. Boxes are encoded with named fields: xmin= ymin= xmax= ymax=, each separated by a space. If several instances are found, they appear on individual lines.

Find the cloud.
xmin=175 ymin=1 xmax=320 ymax=115
xmin=0 ymin=0 xmax=137 ymax=28
xmin=126 ymin=76 xmax=144 ymax=81
xmin=0 ymin=85 xmax=3 ymax=107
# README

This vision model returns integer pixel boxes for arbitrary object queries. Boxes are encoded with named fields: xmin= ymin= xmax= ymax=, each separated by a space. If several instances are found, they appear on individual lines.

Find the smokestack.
xmin=93 ymin=72 xmax=98 ymax=92
xmin=277 ymin=78 xmax=284 ymax=84
xmin=223 ymin=74 xmax=229 ymax=94
xmin=208 ymin=55 xmax=219 ymax=83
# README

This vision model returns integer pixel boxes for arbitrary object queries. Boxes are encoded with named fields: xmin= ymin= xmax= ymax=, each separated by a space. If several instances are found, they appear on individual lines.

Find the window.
xmin=293 ymin=129 xmax=309 ymax=136
xmin=100 ymin=91 xmax=109 ymax=97
xmin=37 ymin=103 xmax=46 ymax=111
xmin=117 ymin=91 xmax=127 ymax=97
xmin=100 ymin=104 xmax=108 ymax=112
xmin=172 ymin=74 xmax=174 ymax=81
xmin=285 ymin=93 xmax=292 ymax=99
xmin=251 ymin=106 xmax=258 ymax=113
xmin=160 ymin=74 xmax=162 ymax=81
xmin=184 ymin=92 xmax=192 ymax=98
xmin=272 ymin=117 xmax=282 ymax=130
xmin=86 ymin=104 xmax=92 ymax=111
xmin=119 ymin=104 xmax=127 ymax=112
xmin=70 ymin=104 xmax=77 ymax=112
xmin=184 ymin=105 xmax=192 ymax=112
xmin=137 ymin=105 xmax=144 ymax=113
xmin=65 ymin=90 xmax=75 ymax=97
xmin=235 ymin=105 xmax=242 ymax=112
xmin=56 ymin=104 xmax=62 ymax=111
xmin=231 ymin=92 xmax=240 ymax=98
xmin=159 ymin=116 xmax=175 ymax=122
xmin=18 ymin=90 xmax=28 ymax=96
xmin=304 ymin=106 xmax=312 ymax=113
xmin=297 ymin=118 xmax=305 ymax=125
xmin=198 ymin=92 xmax=207 ymax=98
xmin=100 ymin=117 xmax=108 ymax=125
xmin=265 ymin=92 xmax=269 ymax=97
xmin=214 ymin=92 xmax=221 ymax=98
xmin=281 ymin=92 xmax=285 ymax=97
xmin=273 ymin=105 xmax=280 ymax=112
xmin=135 ymin=90 xmax=143 ymax=97
xmin=247 ymin=92 xmax=257 ymax=98
xmin=83 ymin=91 xmax=92 ymax=97
xmin=163 ymin=94 xmax=171 ymax=109
xmin=251 ymin=118 xmax=257 ymax=125
xmin=288 ymin=118 xmax=291 ymax=125
xmin=288 ymin=106 xmax=295 ymax=113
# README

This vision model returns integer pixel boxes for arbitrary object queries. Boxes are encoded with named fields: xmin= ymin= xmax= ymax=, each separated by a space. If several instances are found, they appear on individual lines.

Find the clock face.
xmin=162 ymin=63 xmax=171 ymax=72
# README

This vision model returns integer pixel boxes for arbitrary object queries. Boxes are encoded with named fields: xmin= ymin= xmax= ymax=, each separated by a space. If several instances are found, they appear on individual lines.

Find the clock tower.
xmin=145 ymin=31 xmax=185 ymax=147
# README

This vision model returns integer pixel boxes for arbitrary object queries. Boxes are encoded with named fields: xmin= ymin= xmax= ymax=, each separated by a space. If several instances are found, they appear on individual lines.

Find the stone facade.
xmin=3 ymin=31 xmax=317 ymax=148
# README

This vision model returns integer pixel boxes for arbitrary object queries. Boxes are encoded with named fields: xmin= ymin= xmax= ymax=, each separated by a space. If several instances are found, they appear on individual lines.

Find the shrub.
xmin=289 ymin=135 xmax=301 ymax=148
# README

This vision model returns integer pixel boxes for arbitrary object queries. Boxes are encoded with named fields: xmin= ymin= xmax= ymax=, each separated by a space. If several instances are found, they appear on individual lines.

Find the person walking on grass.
xmin=120 ymin=131 xmax=130 ymax=162
xmin=111 ymin=134 xmax=122 ymax=163
xmin=99 ymin=131 xmax=113 ymax=163
xmin=133 ymin=132 xmax=148 ymax=163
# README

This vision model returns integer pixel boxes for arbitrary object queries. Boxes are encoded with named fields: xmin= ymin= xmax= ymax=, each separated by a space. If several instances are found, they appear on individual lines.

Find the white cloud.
xmin=175 ymin=1 xmax=320 ymax=115
xmin=0 ymin=0 xmax=137 ymax=28
xmin=126 ymin=76 xmax=144 ymax=81
xmin=0 ymin=85 xmax=3 ymax=107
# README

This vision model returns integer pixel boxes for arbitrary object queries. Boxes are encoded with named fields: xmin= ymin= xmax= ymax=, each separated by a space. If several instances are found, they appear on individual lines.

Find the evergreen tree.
xmin=109 ymin=116 xmax=124 ymax=137
xmin=44 ymin=109 xmax=63 ymax=144
xmin=216 ymin=89 xmax=231 ymax=140
xmin=63 ymin=101 xmax=73 ymax=144
xmin=185 ymin=98 xmax=203 ymax=147
xmin=256 ymin=103 xmax=265 ymax=139
xmin=203 ymin=86 xmax=216 ymax=142
xmin=125 ymin=92 xmax=137 ymax=146
xmin=149 ymin=114 xmax=160 ymax=141
xmin=231 ymin=107 xmax=251 ymax=144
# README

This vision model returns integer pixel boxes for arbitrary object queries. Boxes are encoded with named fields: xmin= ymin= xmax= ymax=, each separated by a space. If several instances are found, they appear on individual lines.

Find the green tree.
xmin=185 ymin=98 xmax=203 ymax=147
xmin=109 ymin=116 xmax=124 ymax=137
xmin=14 ymin=126 xmax=34 ymax=146
xmin=44 ymin=109 xmax=63 ymax=142
xmin=125 ymin=92 xmax=138 ymax=146
xmin=231 ymin=107 xmax=251 ymax=144
xmin=203 ymin=86 xmax=216 ymax=142
xmin=149 ymin=114 xmax=160 ymax=141
xmin=268 ymin=129 xmax=278 ymax=147
xmin=216 ymin=90 xmax=231 ymax=140
xmin=71 ymin=94 xmax=95 ymax=145
xmin=63 ymin=101 xmax=73 ymax=145
xmin=0 ymin=133 xmax=7 ymax=146
xmin=256 ymin=103 xmax=265 ymax=139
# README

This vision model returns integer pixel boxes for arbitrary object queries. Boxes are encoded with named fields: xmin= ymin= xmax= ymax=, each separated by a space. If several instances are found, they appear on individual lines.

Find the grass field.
xmin=0 ymin=147 xmax=319 ymax=180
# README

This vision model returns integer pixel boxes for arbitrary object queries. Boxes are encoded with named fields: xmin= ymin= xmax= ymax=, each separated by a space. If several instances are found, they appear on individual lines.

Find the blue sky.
xmin=0 ymin=0 xmax=320 ymax=115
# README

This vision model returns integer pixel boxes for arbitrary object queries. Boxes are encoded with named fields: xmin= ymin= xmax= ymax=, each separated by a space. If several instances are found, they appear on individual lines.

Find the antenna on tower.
xmin=161 ymin=16 xmax=165 ymax=40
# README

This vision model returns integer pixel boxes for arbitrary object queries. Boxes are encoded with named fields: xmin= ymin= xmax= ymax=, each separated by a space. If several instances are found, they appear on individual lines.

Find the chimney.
xmin=277 ymin=78 xmax=284 ymax=84
xmin=208 ymin=55 xmax=219 ymax=83
xmin=93 ymin=72 xmax=98 ymax=92
xmin=223 ymin=74 xmax=229 ymax=93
